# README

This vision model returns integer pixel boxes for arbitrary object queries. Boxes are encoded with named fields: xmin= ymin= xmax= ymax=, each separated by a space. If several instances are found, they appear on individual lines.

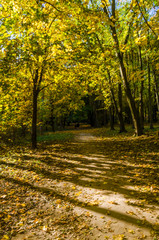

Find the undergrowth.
xmin=37 ymin=132 xmax=74 ymax=142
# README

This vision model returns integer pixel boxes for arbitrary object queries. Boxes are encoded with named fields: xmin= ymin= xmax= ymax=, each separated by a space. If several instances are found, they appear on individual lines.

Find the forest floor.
xmin=0 ymin=127 xmax=159 ymax=240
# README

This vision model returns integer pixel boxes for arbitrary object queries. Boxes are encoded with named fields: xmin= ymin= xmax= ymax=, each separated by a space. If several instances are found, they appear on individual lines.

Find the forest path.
xmin=70 ymin=131 xmax=159 ymax=239
xmin=74 ymin=132 xmax=98 ymax=142
xmin=0 ymin=129 xmax=159 ymax=240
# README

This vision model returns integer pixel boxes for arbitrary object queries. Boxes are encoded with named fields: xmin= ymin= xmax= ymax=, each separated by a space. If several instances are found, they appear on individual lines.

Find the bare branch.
xmin=40 ymin=0 xmax=63 ymax=12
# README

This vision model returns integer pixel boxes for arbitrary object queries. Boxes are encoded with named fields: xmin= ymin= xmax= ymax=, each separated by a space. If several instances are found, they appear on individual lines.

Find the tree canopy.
xmin=0 ymin=0 xmax=159 ymax=147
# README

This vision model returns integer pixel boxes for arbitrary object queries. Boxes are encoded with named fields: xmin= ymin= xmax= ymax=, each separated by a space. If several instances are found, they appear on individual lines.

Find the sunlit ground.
xmin=0 ymin=127 xmax=159 ymax=239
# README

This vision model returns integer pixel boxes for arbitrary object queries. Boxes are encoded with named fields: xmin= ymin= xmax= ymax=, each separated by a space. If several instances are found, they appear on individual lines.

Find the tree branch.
xmin=124 ymin=13 xmax=135 ymax=45
xmin=136 ymin=0 xmax=157 ymax=38
xmin=112 ymin=0 xmax=115 ymax=18
xmin=40 ymin=0 xmax=63 ymax=12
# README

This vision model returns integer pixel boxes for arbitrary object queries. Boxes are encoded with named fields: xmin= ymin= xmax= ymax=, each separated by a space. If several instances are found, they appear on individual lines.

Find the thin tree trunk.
xmin=107 ymin=69 xmax=126 ymax=132
xmin=32 ymin=82 xmax=38 ymax=149
xmin=104 ymin=109 xmax=108 ymax=126
xmin=148 ymin=58 xmax=153 ymax=129
xmin=139 ymin=46 xmax=144 ymax=129
xmin=153 ymin=69 xmax=159 ymax=112
xmin=118 ymin=52 xmax=142 ymax=135
xmin=109 ymin=105 xmax=115 ymax=130
xmin=118 ymin=83 xmax=127 ymax=132
xmin=31 ymin=68 xmax=42 ymax=149
xmin=50 ymin=100 xmax=55 ymax=132
xmin=103 ymin=3 xmax=143 ymax=136
xmin=147 ymin=31 xmax=153 ymax=129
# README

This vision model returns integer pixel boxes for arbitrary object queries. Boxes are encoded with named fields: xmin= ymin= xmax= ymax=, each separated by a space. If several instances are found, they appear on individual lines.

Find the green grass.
xmin=37 ymin=132 xmax=74 ymax=142
xmin=144 ymin=125 xmax=159 ymax=132
xmin=92 ymin=125 xmax=159 ymax=138
xmin=92 ymin=126 xmax=133 ymax=138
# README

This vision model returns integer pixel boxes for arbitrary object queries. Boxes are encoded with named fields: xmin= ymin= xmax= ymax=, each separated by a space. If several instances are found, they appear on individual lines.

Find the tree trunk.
xmin=147 ymin=58 xmax=153 ymax=129
xmin=139 ymin=46 xmax=144 ymax=129
xmin=108 ymin=72 xmax=126 ymax=132
xmin=117 ymin=52 xmax=142 ymax=135
xmin=50 ymin=105 xmax=55 ymax=132
xmin=103 ymin=109 xmax=108 ymax=126
xmin=32 ymin=83 xmax=38 ymax=149
xmin=118 ymin=83 xmax=127 ymax=133
xmin=103 ymin=2 xmax=143 ymax=136
xmin=153 ymin=69 xmax=159 ymax=112
xmin=109 ymin=105 xmax=115 ymax=130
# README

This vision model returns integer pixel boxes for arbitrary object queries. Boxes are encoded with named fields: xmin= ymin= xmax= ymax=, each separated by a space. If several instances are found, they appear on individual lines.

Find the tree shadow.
xmin=0 ymin=147 xmax=158 ymax=206
xmin=0 ymin=174 xmax=157 ymax=232
xmin=0 ymin=135 xmax=159 ymax=236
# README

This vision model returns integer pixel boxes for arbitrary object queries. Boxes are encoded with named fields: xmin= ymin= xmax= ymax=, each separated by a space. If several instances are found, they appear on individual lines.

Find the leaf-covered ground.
xmin=0 ymin=128 xmax=159 ymax=240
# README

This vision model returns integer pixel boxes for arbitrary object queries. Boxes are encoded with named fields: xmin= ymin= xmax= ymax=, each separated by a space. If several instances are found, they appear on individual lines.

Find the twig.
xmin=136 ymin=0 xmax=158 ymax=38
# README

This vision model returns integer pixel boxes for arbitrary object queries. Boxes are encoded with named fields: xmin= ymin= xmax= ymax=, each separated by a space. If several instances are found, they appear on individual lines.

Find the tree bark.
xmin=147 ymin=31 xmax=153 ymax=129
xmin=32 ymin=82 xmax=38 ymax=149
xmin=139 ymin=46 xmax=144 ymax=129
xmin=153 ymin=69 xmax=159 ymax=112
xmin=50 ymin=99 xmax=55 ymax=132
xmin=103 ymin=3 xmax=143 ymax=136
xmin=118 ymin=53 xmax=142 ymax=135
xmin=31 ymin=68 xmax=41 ymax=149
xmin=109 ymin=105 xmax=115 ymax=130
xmin=107 ymin=69 xmax=126 ymax=132
xmin=118 ymin=83 xmax=127 ymax=133
xmin=147 ymin=57 xmax=153 ymax=129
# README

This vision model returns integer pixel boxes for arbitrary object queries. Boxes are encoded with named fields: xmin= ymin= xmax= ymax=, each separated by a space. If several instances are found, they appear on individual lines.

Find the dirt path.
xmin=74 ymin=132 xmax=98 ymax=142
xmin=70 ymin=132 xmax=159 ymax=239
xmin=0 ymin=131 xmax=159 ymax=240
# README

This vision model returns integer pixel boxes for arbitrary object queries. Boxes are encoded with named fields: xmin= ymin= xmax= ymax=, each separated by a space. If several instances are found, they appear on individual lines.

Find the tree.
xmin=1 ymin=0 xmax=159 ymax=144
xmin=101 ymin=0 xmax=143 ymax=135
xmin=1 ymin=0 xmax=71 ymax=148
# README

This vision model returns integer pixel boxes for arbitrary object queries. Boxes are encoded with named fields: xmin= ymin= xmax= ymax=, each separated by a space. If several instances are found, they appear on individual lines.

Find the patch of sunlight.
xmin=79 ymin=176 xmax=94 ymax=182
xmin=123 ymin=185 xmax=139 ymax=191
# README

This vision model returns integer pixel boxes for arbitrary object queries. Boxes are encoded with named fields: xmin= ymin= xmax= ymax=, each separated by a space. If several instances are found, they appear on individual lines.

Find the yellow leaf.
xmin=42 ymin=225 xmax=48 ymax=231
xmin=156 ymin=63 xmax=159 ymax=70
xmin=113 ymin=234 xmax=125 ymax=240
xmin=2 ymin=235 xmax=9 ymax=240
xmin=75 ymin=191 xmax=82 ymax=196
xmin=56 ymin=199 xmax=61 ymax=204
xmin=126 ymin=211 xmax=136 ymax=215
xmin=19 ymin=222 xmax=24 ymax=226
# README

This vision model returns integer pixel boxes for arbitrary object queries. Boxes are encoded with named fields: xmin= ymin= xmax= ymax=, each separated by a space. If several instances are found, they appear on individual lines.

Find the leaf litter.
xmin=0 ymin=129 xmax=159 ymax=239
